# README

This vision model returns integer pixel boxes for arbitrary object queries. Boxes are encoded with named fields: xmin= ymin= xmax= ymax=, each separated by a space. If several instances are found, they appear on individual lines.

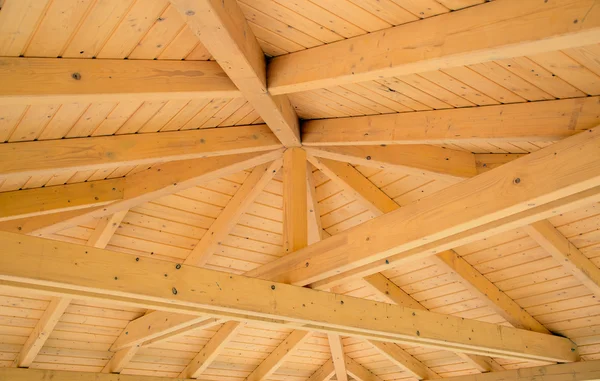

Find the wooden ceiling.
xmin=1 ymin=0 xmax=600 ymax=381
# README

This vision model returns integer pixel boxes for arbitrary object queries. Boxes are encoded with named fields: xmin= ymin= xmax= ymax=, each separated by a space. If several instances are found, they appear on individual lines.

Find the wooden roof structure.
xmin=1 ymin=0 xmax=600 ymax=380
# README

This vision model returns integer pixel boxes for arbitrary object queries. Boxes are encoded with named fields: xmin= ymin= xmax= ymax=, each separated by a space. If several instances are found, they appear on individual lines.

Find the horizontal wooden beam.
xmin=245 ymin=126 xmax=600 ymax=287
xmin=268 ymin=0 xmax=600 ymax=94
xmin=302 ymin=97 xmax=600 ymax=146
xmin=0 ymin=125 xmax=281 ymax=179
xmin=0 ymin=57 xmax=239 ymax=105
xmin=4 ymin=360 xmax=599 ymax=381
xmin=10 ymin=150 xmax=283 ymax=236
xmin=0 ymin=232 xmax=579 ymax=362
xmin=0 ymin=179 xmax=123 ymax=222
xmin=305 ymin=145 xmax=477 ymax=182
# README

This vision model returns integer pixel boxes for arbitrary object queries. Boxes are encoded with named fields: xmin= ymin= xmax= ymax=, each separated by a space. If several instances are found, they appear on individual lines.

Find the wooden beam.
xmin=171 ymin=0 xmax=301 ymax=147
xmin=307 ymin=156 xmax=398 ymax=216
xmin=344 ymin=355 xmax=381 ymax=381
xmin=0 ymin=125 xmax=281 ymax=179
xmin=86 ymin=210 xmax=129 ymax=248
xmin=184 ymin=159 xmax=283 ymax=266
xmin=12 ymin=297 xmax=71 ymax=368
xmin=180 ymin=321 xmax=243 ymax=378
xmin=0 ymin=57 xmax=239 ymax=105
xmin=110 ymin=311 xmax=207 ymax=351
xmin=0 ymin=179 xmax=124 ymax=222
xmin=327 ymin=334 xmax=347 ymax=381
xmin=22 ymin=150 xmax=284 ymax=236
xmin=246 ymin=330 xmax=310 ymax=381
xmin=306 ymin=166 xmax=325 ymax=245
xmin=245 ymin=126 xmax=600 ymax=287
xmin=307 ymin=359 xmax=335 ymax=381
xmin=370 ymin=341 xmax=440 ymax=380
xmin=362 ymin=273 xmax=503 ymax=374
xmin=0 ymin=232 xmax=579 ymax=362
xmin=526 ymin=220 xmax=600 ymax=298
xmin=305 ymin=145 xmax=477 ymax=183
xmin=302 ymin=97 xmax=600 ymax=146
xmin=310 ymin=185 xmax=600 ymax=291
xmin=6 ymin=359 xmax=600 ymax=381
xmin=268 ymin=0 xmax=600 ymax=94
xmin=283 ymin=148 xmax=308 ymax=254
xmin=102 ymin=346 xmax=139 ymax=374
xmin=431 ymin=250 xmax=550 ymax=333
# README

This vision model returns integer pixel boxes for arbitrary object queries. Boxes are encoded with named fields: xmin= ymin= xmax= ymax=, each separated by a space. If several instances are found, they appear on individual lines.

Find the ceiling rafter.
xmin=301 ymin=97 xmax=600 ymax=147
xmin=170 ymin=0 xmax=301 ymax=147
xmin=267 ymin=0 xmax=600 ymax=94
xmin=327 ymin=334 xmax=348 ymax=381
xmin=246 ymin=330 xmax=310 ymax=381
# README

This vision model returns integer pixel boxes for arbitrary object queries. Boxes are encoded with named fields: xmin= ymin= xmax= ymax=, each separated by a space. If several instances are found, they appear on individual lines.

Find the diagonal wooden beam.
xmin=431 ymin=250 xmax=550 ymax=333
xmin=344 ymin=355 xmax=382 ymax=381
xmin=0 ymin=179 xmax=124 ymax=222
xmin=4 ymin=360 xmax=600 ymax=381
xmin=171 ymin=0 xmax=300 ymax=147
xmin=12 ymin=297 xmax=71 ymax=368
xmin=283 ymin=148 xmax=308 ymax=254
xmin=20 ymin=150 xmax=284 ymax=236
xmin=267 ymin=0 xmax=600 ymax=94
xmin=302 ymin=97 xmax=600 ymax=146
xmin=246 ymin=330 xmax=310 ymax=381
xmin=179 ymin=321 xmax=243 ymax=378
xmin=526 ymin=220 xmax=600 ymax=298
xmin=184 ymin=159 xmax=283 ymax=266
xmin=0 ymin=57 xmax=239 ymax=105
xmin=245 ymin=126 xmax=600 ymax=287
xmin=310 ymin=186 xmax=600 ymax=291
xmin=307 ymin=156 xmax=399 ymax=216
xmin=362 ymin=273 xmax=504 ymax=374
xmin=327 ymin=334 xmax=348 ymax=381
xmin=369 ymin=341 xmax=440 ymax=380
xmin=307 ymin=358 xmax=336 ymax=381
xmin=86 ymin=210 xmax=129 ymax=248
xmin=0 ymin=125 xmax=281 ymax=179
xmin=305 ymin=146 xmax=477 ymax=183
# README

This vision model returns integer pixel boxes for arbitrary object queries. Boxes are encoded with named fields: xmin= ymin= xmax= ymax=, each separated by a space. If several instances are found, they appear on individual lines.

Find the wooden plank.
xmin=431 ymin=250 xmax=550 ymax=333
xmin=246 ymin=330 xmax=310 ymax=381
xmin=12 ymin=297 xmax=71 ymax=368
xmin=305 ymin=145 xmax=477 ymax=182
xmin=526 ymin=220 xmax=600 ymax=298
xmin=0 ymin=125 xmax=282 ymax=178
xmin=0 ymin=179 xmax=124 ymax=222
xmin=86 ymin=210 xmax=129 ymax=248
xmin=0 ymin=58 xmax=239 ymax=105
xmin=267 ymin=0 xmax=600 ymax=93
xmin=302 ymin=97 xmax=600 ymax=146
xmin=370 ymin=341 xmax=440 ymax=380
xmin=246 ymin=126 xmax=600 ymax=287
xmin=307 ymin=358 xmax=336 ymax=381
xmin=0 ymin=233 xmax=579 ymax=363
xmin=22 ymin=150 xmax=284 ymax=236
xmin=171 ymin=0 xmax=300 ymax=147
xmin=184 ymin=159 xmax=283 ymax=266
xmin=344 ymin=355 xmax=381 ymax=381
xmin=306 ymin=167 xmax=325 ymax=245
xmin=283 ymin=148 xmax=308 ymax=254
xmin=307 ymin=156 xmax=398 ymax=216
xmin=179 ymin=321 xmax=243 ymax=378
xmin=327 ymin=334 xmax=347 ymax=381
